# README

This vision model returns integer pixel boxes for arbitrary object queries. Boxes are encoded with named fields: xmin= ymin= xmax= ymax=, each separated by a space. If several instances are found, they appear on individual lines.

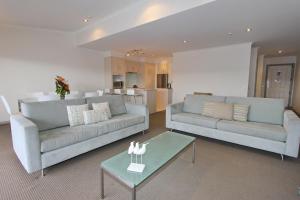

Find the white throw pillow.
xmin=233 ymin=104 xmax=249 ymax=122
xmin=92 ymin=102 xmax=112 ymax=119
xmin=202 ymin=102 xmax=233 ymax=120
xmin=83 ymin=110 xmax=109 ymax=125
xmin=67 ymin=104 xmax=89 ymax=126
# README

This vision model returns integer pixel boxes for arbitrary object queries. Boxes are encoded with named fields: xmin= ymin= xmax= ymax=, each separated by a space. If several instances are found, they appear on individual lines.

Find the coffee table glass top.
xmin=101 ymin=131 xmax=195 ymax=188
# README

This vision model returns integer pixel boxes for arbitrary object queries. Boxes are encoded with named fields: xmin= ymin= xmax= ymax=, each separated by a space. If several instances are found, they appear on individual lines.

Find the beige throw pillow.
xmin=202 ymin=102 xmax=233 ymax=120
xmin=83 ymin=110 xmax=109 ymax=125
xmin=67 ymin=104 xmax=89 ymax=127
xmin=233 ymin=104 xmax=249 ymax=122
xmin=92 ymin=102 xmax=112 ymax=118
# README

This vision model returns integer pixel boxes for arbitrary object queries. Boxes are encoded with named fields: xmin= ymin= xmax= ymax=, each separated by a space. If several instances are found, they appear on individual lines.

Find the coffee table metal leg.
xmin=101 ymin=168 xmax=104 ymax=199
xmin=192 ymin=142 xmax=195 ymax=163
xmin=132 ymin=186 xmax=136 ymax=200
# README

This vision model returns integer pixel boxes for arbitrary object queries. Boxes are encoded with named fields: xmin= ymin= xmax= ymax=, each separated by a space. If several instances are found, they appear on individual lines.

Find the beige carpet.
xmin=1 ymin=111 xmax=300 ymax=200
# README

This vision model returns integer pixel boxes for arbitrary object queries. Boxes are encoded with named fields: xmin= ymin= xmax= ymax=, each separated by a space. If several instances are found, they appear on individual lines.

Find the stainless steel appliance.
xmin=112 ymin=75 xmax=124 ymax=89
xmin=113 ymin=81 xmax=123 ymax=89
xmin=157 ymin=74 xmax=168 ymax=88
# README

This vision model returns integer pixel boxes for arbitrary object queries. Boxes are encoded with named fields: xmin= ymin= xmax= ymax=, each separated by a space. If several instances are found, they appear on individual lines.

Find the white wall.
xmin=0 ymin=25 xmax=105 ymax=123
xmin=172 ymin=43 xmax=252 ymax=103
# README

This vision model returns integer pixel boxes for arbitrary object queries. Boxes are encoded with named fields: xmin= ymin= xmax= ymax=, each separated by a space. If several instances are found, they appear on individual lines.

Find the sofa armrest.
xmin=283 ymin=110 xmax=300 ymax=157
xmin=10 ymin=115 xmax=41 ymax=173
xmin=166 ymin=102 xmax=184 ymax=128
xmin=125 ymin=103 xmax=149 ymax=130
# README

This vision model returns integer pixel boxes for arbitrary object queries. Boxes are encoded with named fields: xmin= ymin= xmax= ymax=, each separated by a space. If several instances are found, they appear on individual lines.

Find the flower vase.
xmin=60 ymin=95 xmax=65 ymax=100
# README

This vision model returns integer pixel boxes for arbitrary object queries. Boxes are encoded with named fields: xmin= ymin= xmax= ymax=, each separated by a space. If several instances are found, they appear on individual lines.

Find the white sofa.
xmin=10 ymin=95 xmax=149 ymax=174
xmin=166 ymin=95 xmax=300 ymax=158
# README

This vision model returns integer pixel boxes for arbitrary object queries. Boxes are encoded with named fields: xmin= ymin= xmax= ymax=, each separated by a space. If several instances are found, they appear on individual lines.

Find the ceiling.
xmin=1 ymin=0 xmax=299 ymax=57
xmin=0 ymin=0 xmax=139 ymax=31
xmin=81 ymin=0 xmax=300 ymax=57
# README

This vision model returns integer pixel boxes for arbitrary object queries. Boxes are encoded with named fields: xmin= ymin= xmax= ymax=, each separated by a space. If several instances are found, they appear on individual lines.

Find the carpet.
xmin=0 ymin=111 xmax=300 ymax=200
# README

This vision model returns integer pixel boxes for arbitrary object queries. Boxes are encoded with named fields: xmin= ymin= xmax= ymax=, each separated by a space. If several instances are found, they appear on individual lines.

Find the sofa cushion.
xmin=40 ymin=113 xmax=145 ymax=153
xmin=86 ymin=95 xmax=126 ymax=116
xmin=172 ymin=112 xmax=219 ymax=129
xmin=40 ymin=125 xmax=99 ymax=153
xmin=202 ymin=102 xmax=233 ymax=120
xmin=225 ymin=97 xmax=284 ymax=125
xmin=95 ymin=113 xmax=145 ymax=135
xmin=183 ymin=95 xmax=225 ymax=114
xmin=217 ymin=120 xmax=287 ymax=142
xmin=21 ymin=98 xmax=86 ymax=131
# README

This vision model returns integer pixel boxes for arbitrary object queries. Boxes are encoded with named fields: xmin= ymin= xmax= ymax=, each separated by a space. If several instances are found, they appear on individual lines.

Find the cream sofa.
xmin=166 ymin=95 xmax=300 ymax=158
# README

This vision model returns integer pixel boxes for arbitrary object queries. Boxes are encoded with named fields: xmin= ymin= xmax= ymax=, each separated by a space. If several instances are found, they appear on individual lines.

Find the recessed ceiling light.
xmin=183 ymin=40 xmax=188 ymax=43
xmin=278 ymin=50 xmax=283 ymax=54
xmin=228 ymin=32 xmax=233 ymax=36
xmin=83 ymin=17 xmax=92 ymax=23
xmin=246 ymin=27 xmax=252 ymax=32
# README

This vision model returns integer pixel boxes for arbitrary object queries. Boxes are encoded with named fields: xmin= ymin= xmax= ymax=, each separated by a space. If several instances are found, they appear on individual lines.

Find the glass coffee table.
xmin=100 ymin=131 xmax=196 ymax=200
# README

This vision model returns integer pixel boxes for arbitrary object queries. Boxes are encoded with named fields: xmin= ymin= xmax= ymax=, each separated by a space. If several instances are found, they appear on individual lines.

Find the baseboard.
xmin=0 ymin=121 xmax=9 ymax=125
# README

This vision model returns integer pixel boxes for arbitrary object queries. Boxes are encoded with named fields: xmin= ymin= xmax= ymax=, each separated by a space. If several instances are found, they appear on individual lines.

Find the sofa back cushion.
xmin=21 ymin=98 xmax=86 ymax=131
xmin=86 ymin=95 xmax=127 ymax=116
xmin=225 ymin=97 xmax=284 ymax=125
xmin=183 ymin=94 xmax=226 ymax=114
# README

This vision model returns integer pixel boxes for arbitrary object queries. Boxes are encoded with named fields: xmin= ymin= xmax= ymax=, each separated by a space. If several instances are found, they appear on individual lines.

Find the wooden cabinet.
xmin=111 ymin=57 xmax=126 ymax=75
xmin=104 ymin=56 xmax=157 ymax=89
xmin=144 ymin=63 xmax=156 ymax=89
xmin=126 ymin=60 xmax=139 ymax=72
xmin=157 ymin=61 xmax=170 ymax=74
xmin=156 ymin=89 xmax=173 ymax=112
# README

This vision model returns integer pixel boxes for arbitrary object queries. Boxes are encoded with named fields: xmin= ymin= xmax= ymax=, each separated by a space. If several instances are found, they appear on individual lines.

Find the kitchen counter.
xmin=113 ymin=88 xmax=172 ymax=114
xmin=123 ymin=88 xmax=157 ymax=114
xmin=156 ymin=88 xmax=173 ymax=112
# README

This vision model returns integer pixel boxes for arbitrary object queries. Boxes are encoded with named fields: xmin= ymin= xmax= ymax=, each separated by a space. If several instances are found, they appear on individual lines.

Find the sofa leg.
xmin=41 ymin=169 xmax=45 ymax=177
xmin=170 ymin=129 xmax=173 ymax=132
xmin=281 ymin=154 xmax=284 ymax=161
xmin=142 ymin=130 xmax=145 ymax=135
